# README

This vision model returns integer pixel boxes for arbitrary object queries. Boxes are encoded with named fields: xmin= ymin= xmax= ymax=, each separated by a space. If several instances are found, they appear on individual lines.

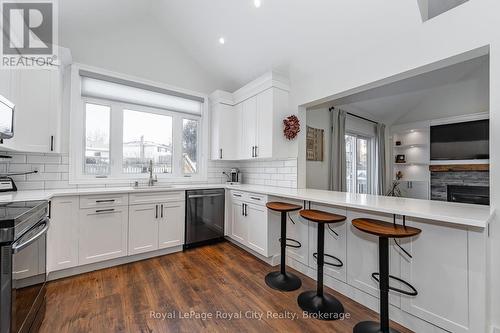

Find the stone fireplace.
xmin=430 ymin=165 xmax=489 ymax=205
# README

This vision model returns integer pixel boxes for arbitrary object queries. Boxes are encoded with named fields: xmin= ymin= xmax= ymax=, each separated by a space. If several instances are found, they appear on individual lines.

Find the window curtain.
xmin=329 ymin=109 xmax=347 ymax=191
xmin=375 ymin=123 xmax=387 ymax=195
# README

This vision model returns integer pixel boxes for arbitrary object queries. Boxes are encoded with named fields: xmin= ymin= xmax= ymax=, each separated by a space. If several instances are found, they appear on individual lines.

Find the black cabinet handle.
xmin=50 ymin=136 xmax=54 ymax=151
xmin=95 ymin=208 xmax=114 ymax=213
xmin=96 ymin=199 xmax=115 ymax=203
xmin=250 ymin=196 xmax=261 ymax=201
xmin=219 ymin=148 xmax=223 ymax=159
xmin=155 ymin=205 xmax=158 ymax=219
xmin=160 ymin=204 xmax=163 ymax=218
xmin=242 ymin=203 xmax=244 ymax=216
xmin=254 ymin=146 xmax=258 ymax=157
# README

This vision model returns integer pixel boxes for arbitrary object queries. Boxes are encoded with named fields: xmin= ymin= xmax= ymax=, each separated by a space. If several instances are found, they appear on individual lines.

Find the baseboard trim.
xmin=225 ymin=237 xmax=280 ymax=266
xmin=48 ymin=246 xmax=183 ymax=281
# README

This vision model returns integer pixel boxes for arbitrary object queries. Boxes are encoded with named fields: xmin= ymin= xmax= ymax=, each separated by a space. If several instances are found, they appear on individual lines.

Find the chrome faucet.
xmin=148 ymin=160 xmax=158 ymax=186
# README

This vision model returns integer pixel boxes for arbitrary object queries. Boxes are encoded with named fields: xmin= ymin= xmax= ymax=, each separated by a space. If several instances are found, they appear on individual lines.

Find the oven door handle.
xmin=12 ymin=218 xmax=50 ymax=254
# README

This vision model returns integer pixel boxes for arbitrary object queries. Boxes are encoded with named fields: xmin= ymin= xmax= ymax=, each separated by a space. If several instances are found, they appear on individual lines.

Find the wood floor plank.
xmin=40 ymin=241 xmax=413 ymax=333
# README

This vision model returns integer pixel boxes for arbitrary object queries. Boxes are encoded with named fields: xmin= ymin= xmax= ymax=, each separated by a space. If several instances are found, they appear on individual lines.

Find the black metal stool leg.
xmin=298 ymin=223 xmax=344 ymax=320
xmin=265 ymin=211 xmax=302 ymax=291
xmin=354 ymin=237 xmax=400 ymax=333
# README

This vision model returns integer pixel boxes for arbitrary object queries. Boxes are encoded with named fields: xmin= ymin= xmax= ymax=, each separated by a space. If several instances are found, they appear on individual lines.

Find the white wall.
xmin=291 ymin=0 xmax=500 ymax=330
xmin=59 ymin=15 xmax=221 ymax=94
xmin=394 ymin=63 xmax=489 ymax=124
xmin=306 ymin=108 xmax=331 ymax=190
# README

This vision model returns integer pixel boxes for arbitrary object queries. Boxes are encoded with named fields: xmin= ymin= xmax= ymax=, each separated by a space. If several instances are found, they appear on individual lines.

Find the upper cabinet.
xmin=0 ymin=47 xmax=71 ymax=153
xmin=210 ymin=71 xmax=294 ymax=161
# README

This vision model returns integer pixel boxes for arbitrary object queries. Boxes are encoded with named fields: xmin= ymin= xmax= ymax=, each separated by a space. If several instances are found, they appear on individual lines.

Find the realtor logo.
xmin=1 ymin=0 xmax=58 ymax=68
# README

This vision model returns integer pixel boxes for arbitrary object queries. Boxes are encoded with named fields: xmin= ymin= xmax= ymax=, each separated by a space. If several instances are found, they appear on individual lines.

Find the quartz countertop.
xmin=0 ymin=183 xmax=492 ymax=228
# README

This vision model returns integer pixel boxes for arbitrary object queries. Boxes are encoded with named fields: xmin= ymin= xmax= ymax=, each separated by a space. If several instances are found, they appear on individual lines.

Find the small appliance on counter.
xmin=0 ymin=200 xmax=49 ymax=333
xmin=223 ymin=168 xmax=241 ymax=185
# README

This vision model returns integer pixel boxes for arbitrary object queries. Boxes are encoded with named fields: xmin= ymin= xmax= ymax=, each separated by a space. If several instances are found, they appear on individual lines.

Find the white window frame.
xmin=69 ymin=63 xmax=209 ymax=185
xmin=345 ymin=132 xmax=375 ymax=194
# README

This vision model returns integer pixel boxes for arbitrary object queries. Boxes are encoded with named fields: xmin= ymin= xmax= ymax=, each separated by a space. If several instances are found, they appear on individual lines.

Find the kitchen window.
xmin=345 ymin=133 xmax=373 ymax=194
xmin=71 ymin=66 xmax=207 ymax=183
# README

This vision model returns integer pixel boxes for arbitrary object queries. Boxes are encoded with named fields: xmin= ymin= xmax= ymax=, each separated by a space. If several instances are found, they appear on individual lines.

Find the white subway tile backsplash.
xmin=44 ymin=164 xmax=69 ymax=173
xmin=15 ymin=181 xmax=45 ymax=191
xmin=26 ymin=154 xmax=61 ymax=164
xmin=1 ymin=151 xmax=297 ymax=191
xmin=27 ymin=172 xmax=61 ymax=181
xmin=1 ymin=154 xmax=26 ymax=163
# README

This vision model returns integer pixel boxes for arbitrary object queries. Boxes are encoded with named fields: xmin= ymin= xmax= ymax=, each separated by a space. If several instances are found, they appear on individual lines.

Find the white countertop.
xmin=0 ymin=184 xmax=492 ymax=228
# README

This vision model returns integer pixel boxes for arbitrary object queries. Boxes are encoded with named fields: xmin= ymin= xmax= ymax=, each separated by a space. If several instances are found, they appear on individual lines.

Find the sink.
xmin=132 ymin=184 xmax=173 ymax=190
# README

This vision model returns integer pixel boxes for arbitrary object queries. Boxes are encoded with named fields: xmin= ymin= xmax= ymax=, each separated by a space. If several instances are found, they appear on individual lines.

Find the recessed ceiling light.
xmin=254 ymin=0 xmax=261 ymax=8
xmin=218 ymin=37 xmax=225 ymax=45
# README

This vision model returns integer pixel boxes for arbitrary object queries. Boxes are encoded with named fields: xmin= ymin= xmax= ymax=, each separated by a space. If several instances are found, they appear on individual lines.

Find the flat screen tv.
xmin=430 ymin=119 xmax=489 ymax=160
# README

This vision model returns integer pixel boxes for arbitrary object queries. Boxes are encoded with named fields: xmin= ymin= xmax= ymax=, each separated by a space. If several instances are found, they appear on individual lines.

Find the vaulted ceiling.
xmin=60 ymin=0 xmax=445 ymax=93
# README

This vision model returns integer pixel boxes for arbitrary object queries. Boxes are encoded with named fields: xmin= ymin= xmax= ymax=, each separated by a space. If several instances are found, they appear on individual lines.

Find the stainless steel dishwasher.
xmin=184 ymin=189 xmax=225 ymax=249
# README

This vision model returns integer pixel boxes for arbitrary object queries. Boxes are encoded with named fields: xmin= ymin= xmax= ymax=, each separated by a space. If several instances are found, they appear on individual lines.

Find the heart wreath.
xmin=283 ymin=115 xmax=300 ymax=140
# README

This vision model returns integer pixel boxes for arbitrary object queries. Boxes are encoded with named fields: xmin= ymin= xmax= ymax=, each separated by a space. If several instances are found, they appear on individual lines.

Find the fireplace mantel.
xmin=429 ymin=164 xmax=489 ymax=172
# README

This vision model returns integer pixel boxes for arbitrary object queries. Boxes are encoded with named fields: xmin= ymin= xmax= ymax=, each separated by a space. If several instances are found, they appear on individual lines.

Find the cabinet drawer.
xmin=79 ymin=193 xmax=128 ymax=209
xmin=246 ymin=193 xmax=267 ymax=205
xmin=231 ymin=191 xmax=245 ymax=201
xmin=129 ymin=191 xmax=185 ymax=205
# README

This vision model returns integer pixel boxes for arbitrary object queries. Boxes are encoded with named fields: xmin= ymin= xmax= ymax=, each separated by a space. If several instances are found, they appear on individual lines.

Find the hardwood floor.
xmin=40 ymin=241 xmax=413 ymax=333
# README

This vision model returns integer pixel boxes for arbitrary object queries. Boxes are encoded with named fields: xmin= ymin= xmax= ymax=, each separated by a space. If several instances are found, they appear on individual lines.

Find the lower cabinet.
xmin=78 ymin=206 xmax=128 ymax=265
xmin=47 ymin=196 xmax=79 ymax=272
xmin=231 ymin=199 xmax=247 ymax=243
xmin=246 ymin=203 xmax=267 ymax=254
xmin=229 ymin=191 xmax=274 ymax=257
xmin=128 ymin=193 xmax=185 ymax=255
xmin=158 ymin=201 xmax=185 ymax=249
xmin=128 ymin=203 xmax=160 ymax=255
xmin=346 ymin=209 xmax=402 ymax=308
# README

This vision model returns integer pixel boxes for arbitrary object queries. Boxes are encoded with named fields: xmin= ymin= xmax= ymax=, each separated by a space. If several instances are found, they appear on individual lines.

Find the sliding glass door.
xmin=345 ymin=134 xmax=372 ymax=194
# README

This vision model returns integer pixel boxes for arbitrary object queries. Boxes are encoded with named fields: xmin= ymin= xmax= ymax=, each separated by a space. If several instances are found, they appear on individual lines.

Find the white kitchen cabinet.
xmin=231 ymin=199 xmax=247 ymax=243
xmin=228 ymin=191 xmax=279 ymax=258
xmin=47 ymin=197 xmax=79 ymax=272
xmin=211 ymin=102 xmax=239 ymax=160
xmin=0 ymin=67 xmax=63 ymax=153
xmin=346 ymin=209 xmax=402 ymax=308
xmin=255 ymin=88 xmax=273 ymax=158
xmin=128 ymin=203 xmax=159 ymax=255
xmin=128 ymin=191 xmax=185 ymax=254
xmin=0 ymin=69 xmax=14 ymax=101
xmin=399 ymin=218 xmax=485 ymax=333
xmin=79 ymin=206 xmax=128 ymax=265
xmin=210 ymin=72 xmax=293 ymax=161
xmin=158 ymin=201 xmax=185 ymax=249
xmin=308 ymin=203 xmax=347 ymax=282
xmin=246 ymin=203 xmax=267 ymax=255
xmin=240 ymin=97 xmax=257 ymax=159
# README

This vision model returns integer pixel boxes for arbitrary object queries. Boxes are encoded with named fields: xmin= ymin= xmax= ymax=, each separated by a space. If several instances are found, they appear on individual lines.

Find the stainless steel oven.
xmin=0 ymin=201 xmax=49 ymax=333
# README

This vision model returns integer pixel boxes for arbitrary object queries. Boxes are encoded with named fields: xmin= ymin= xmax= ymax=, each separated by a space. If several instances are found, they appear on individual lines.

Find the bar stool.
xmin=352 ymin=217 xmax=421 ymax=333
xmin=297 ymin=209 xmax=346 ymax=320
xmin=265 ymin=202 xmax=303 ymax=291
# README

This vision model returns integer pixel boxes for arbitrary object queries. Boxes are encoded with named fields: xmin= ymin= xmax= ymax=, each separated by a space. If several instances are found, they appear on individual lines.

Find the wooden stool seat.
xmin=352 ymin=218 xmax=421 ymax=238
xmin=266 ymin=202 xmax=302 ymax=213
xmin=299 ymin=209 xmax=346 ymax=223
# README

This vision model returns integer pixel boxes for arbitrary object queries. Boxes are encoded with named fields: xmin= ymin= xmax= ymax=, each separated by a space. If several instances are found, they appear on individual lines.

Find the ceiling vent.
xmin=417 ymin=0 xmax=469 ymax=21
